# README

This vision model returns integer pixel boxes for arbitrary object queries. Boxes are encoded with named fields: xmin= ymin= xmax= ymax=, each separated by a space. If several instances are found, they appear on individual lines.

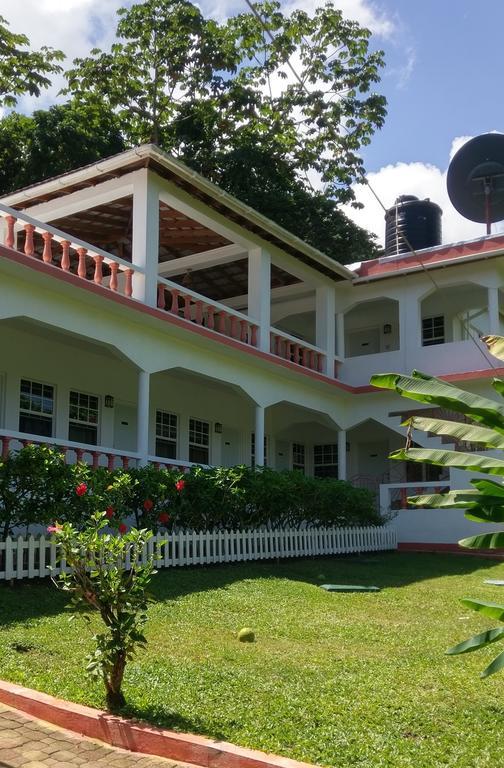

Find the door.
xmin=221 ymin=427 xmax=241 ymax=467
xmin=113 ymin=402 xmax=138 ymax=452
xmin=346 ymin=327 xmax=380 ymax=357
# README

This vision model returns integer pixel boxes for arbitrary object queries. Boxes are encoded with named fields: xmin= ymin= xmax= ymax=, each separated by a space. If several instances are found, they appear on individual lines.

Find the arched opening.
xmin=344 ymin=298 xmax=399 ymax=358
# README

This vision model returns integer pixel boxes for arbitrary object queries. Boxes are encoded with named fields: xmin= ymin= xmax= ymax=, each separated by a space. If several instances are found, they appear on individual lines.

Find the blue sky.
xmin=2 ymin=0 xmax=503 ymax=244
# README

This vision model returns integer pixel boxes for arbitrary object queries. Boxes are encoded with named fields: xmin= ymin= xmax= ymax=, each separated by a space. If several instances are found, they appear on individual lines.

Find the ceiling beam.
xmin=157 ymin=243 xmax=246 ymax=276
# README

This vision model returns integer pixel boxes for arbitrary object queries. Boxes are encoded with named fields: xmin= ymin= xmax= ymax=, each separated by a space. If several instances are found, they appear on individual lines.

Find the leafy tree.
xmin=0 ymin=15 xmax=64 ymax=107
xmin=371 ymin=334 xmax=504 ymax=677
xmin=0 ymin=102 xmax=125 ymax=195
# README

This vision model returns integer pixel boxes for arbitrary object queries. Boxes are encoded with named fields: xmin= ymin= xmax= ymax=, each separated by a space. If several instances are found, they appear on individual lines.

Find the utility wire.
xmin=242 ymin=0 xmax=500 ymax=372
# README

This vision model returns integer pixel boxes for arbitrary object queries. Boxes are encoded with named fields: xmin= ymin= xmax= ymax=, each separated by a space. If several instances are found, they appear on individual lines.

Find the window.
xmin=19 ymin=379 xmax=54 ymax=437
xmin=422 ymin=315 xmax=445 ymax=346
xmin=292 ymin=443 xmax=305 ymax=473
xmin=313 ymin=443 xmax=338 ymax=478
xmin=155 ymin=410 xmax=177 ymax=459
xmin=251 ymin=433 xmax=268 ymax=467
xmin=68 ymin=390 xmax=99 ymax=445
xmin=189 ymin=418 xmax=210 ymax=464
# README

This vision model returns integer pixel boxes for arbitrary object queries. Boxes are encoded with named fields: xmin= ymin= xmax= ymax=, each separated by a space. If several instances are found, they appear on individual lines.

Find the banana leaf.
xmin=481 ymin=649 xmax=504 ymax=678
xmin=460 ymin=599 xmax=504 ymax=621
xmin=371 ymin=371 xmax=504 ymax=434
xmin=446 ymin=627 xmax=504 ymax=655
xmin=459 ymin=531 xmax=504 ymax=549
xmin=407 ymin=416 xmax=504 ymax=448
xmin=390 ymin=447 xmax=504 ymax=476
xmin=482 ymin=335 xmax=504 ymax=362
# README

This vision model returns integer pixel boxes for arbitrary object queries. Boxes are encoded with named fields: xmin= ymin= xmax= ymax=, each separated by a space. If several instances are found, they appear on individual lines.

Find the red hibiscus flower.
xmin=47 ymin=524 xmax=62 ymax=534
xmin=143 ymin=498 xmax=154 ymax=511
xmin=75 ymin=483 xmax=87 ymax=497
xmin=118 ymin=522 xmax=128 ymax=534
xmin=158 ymin=512 xmax=170 ymax=525
xmin=175 ymin=479 xmax=186 ymax=492
xmin=105 ymin=506 xmax=114 ymax=519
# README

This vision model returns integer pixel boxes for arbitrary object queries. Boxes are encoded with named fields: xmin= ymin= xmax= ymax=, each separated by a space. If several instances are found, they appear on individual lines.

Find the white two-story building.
xmin=1 ymin=144 xmax=503 ymax=545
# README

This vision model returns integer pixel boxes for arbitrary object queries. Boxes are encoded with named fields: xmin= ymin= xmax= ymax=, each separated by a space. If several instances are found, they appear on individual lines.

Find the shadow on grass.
xmin=119 ymin=702 xmax=229 ymax=741
xmin=1 ymin=551 xmax=500 ymax=628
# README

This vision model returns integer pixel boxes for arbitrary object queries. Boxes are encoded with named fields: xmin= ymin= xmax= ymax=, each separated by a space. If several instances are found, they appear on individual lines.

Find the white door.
xmin=113 ymin=402 xmax=137 ymax=452
xmin=221 ymin=427 xmax=241 ymax=466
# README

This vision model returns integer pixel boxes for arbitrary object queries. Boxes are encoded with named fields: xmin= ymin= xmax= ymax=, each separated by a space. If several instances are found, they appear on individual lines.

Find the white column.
xmin=399 ymin=293 xmax=421 ymax=369
xmin=137 ymin=370 xmax=150 ymax=466
xmin=255 ymin=405 xmax=265 ymax=466
xmin=315 ymin=285 xmax=336 ymax=375
xmin=248 ymin=248 xmax=271 ymax=352
xmin=131 ymin=169 xmax=159 ymax=307
xmin=336 ymin=312 xmax=345 ymax=359
xmin=488 ymin=286 xmax=500 ymax=334
xmin=338 ymin=429 xmax=347 ymax=481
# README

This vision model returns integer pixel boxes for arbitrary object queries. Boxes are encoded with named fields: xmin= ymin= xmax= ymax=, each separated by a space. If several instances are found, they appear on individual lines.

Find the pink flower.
xmin=47 ymin=524 xmax=62 ymax=534
xmin=105 ymin=506 xmax=114 ymax=519
xmin=118 ymin=522 xmax=128 ymax=535
xmin=175 ymin=479 xmax=186 ymax=492
xmin=158 ymin=512 xmax=170 ymax=525
xmin=75 ymin=483 xmax=87 ymax=497
xmin=143 ymin=498 xmax=153 ymax=512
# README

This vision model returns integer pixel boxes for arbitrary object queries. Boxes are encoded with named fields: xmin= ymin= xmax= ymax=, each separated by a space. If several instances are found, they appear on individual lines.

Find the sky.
xmin=2 ymin=0 xmax=504 ymax=247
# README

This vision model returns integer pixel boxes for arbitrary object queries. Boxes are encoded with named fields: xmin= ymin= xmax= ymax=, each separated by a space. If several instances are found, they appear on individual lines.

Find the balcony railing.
xmin=270 ymin=329 xmax=325 ymax=373
xmin=156 ymin=276 xmax=259 ymax=347
xmin=0 ymin=203 xmax=142 ymax=300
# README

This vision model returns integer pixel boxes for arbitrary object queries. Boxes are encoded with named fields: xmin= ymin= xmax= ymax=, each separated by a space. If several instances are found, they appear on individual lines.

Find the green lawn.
xmin=1 ymin=553 xmax=503 ymax=767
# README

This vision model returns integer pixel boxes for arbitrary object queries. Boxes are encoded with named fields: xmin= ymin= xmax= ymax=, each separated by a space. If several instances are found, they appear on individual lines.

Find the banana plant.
xmin=370 ymin=334 xmax=504 ymax=677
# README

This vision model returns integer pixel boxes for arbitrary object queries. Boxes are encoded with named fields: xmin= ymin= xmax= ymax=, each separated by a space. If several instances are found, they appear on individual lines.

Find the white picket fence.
xmin=0 ymin=525 xmax=397 ymax=581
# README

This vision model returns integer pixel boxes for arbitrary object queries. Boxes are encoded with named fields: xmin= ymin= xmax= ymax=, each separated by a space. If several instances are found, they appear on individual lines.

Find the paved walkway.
xmin=0 ymin=702 xmax=191 ymax=768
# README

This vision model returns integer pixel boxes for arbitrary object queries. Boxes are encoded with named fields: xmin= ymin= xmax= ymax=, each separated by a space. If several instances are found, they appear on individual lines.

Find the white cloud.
xmin=342 ymin=135 xmax=504 ymax=249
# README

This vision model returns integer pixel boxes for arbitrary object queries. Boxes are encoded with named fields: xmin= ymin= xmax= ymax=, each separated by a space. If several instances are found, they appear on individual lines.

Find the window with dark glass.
xmin=155 ymin=410 xmax=177 ymax=459
xmin=19 ymin=379 xmax=54 ymax=437
xmin=292 ymin=442 xmax=305 ymax=473
xmin=422 ymin=315 xmax=445 ymax=346
xmin=251 ymin=433 xmax=268 ymax=467
xmin=313 ymin=443 xmax=338 ymax=478
xmin=189 ymin=418 xmax=210 ymax=464
xmin=68 ymin=390 xmax=99 ymax=445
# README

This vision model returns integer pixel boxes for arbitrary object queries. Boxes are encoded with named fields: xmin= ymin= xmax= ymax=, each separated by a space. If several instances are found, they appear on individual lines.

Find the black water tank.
xmin=384 ymin=195 xmax=442 ymax=256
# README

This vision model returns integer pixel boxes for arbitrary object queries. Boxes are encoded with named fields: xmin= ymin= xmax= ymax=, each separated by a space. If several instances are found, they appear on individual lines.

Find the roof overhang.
xmin=0 ymin=144 xmax=354 ymax=283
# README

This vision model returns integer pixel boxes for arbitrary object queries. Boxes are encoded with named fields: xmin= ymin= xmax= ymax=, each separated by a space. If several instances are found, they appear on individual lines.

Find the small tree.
xmin=371 ymin=334 xmax=504 ymax=677
xmin=50 ymin=510 xmax=163 ymax=709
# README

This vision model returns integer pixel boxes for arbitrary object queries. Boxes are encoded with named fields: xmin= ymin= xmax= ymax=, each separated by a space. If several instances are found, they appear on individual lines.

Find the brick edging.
xmin=0 ymin=679 xmax=316 ymax=768
xmin=398 ymin=542 xmax=504 ymax=558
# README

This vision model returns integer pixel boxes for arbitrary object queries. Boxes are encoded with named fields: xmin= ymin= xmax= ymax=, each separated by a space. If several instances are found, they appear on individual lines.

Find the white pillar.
xmin=255 ymin=405 xmax=265 ymax=466
xmin=137 ymin=370 xmax=150 ymax=466
xmin=400 ymin=293 xmax=421 ymax=369
xmin=336 ymin=312 xmax=345 ymax=359
xmin=338 ymin=429 xmax=347 ymax=481
xmin=488 ymin=286 xmax=500 ymax=335
xmin=248 ymin=248 xmax=271 ymax=352
xmin=131 ymin=169 xmax=159 ymax=307
xmin=316 ymin=285 xmax=336 ymax=375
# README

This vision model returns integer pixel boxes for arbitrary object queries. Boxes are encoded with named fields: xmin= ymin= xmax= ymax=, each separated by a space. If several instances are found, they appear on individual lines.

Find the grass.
xmin=0 ymin=552 xmax=503 ymax=767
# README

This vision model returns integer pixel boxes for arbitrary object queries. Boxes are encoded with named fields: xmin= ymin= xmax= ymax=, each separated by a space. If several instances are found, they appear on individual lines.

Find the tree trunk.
xmin=104 ymin=651 xmax=127 ymax=710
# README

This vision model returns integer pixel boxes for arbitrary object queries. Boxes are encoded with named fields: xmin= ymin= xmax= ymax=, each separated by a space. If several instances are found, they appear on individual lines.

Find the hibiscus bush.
xmin=50 ymin=508 xmax=162 ymax=709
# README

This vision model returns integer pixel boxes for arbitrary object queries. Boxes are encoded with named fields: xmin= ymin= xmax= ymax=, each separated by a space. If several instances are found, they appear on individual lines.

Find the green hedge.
xmin=0 ymin=445 xmax=381 ymax=538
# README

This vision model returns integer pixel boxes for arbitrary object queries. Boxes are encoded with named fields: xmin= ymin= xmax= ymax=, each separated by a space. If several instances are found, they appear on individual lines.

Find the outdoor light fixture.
xmin=383 ymin=323 xmax=392 ymax=335
xmin=104 ymin=395 xmax=115 ymax=408
xmin=214 ymin=422 xmax=223 ymax=433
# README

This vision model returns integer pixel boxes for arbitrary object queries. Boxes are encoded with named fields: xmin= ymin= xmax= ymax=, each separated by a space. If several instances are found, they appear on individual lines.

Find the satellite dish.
xmin=447 ymin=133 xmax=504 ymax=234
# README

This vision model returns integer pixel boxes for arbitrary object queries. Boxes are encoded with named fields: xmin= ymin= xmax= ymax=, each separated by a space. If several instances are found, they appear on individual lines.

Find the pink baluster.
xmin=77 ymin=247 xmax=87 ymax=278
xmin=218 ymin=311 xmax=227 ymax=334
xmin=60 ymin=240 xmax=71 ymax=271
xmin=24 ymin=224 xmax=35 ymax=257
xmin=195 ymin=300 xmax=203 ymax=325
xmin=154 ymin=462 xmax=161 ymax=470
xmin=274 ymin=335 xmax=281 ymax=356
xmin=170 ymin=288 xmax=180 ymax=314
xmin=317 ymin=354 xmax=324 ymax=373
xmin=207 ymin=306 xmax=215 ymax=329
xmin=107 ymin=453 xmax=115 ymax=471
xmin=183 ymin=294 xmax=192 ymax=320
xmin=124 ymin=268 xmax=133 ymax=297
xmin=310 ymin=350 xmax=316 ymax=370
xmin=122 ymin=455 xmax=129 ymax=469
xmin=302 ymin=348 xmax=309 ymax=367
xmin=334 ymin=359 xmax=339 ymax=378
xmin=75 ymin=448 xmax=84 ymax=463
xmin=93 ymin=254 xmax=104 ymax=285
xmin=1 ymin=436 xmax=11 ymax=458
xmin=5 ymin=215 xmax=16 ymax=249
xmin=230 ymin=316 xmax=238 ymax=338
xmin=293 ymin=344 xmax=301 ymax=365
xmin=42 ymin=231 xmax=53 ymax=264
xmin=109 ymin=262 xmax=119 ymax=292
xmin=157 ymin=283 xmax=166 ymax=309
xmin=251 ymin=325 xmax=258 ymax=347
xmin=91 ymin=451 xmax=100 ymax=470
xmin=240 ymin=320 xmax=248 ymax=342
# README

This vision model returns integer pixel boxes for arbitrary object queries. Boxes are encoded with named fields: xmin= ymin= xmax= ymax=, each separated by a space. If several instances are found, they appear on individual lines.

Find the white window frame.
xmin=19 ymin=377 xmax=55 ymax=438
xmin=68 ymin=389 xmax=100 ymax=446
xmin=292 ymin=442 xmax=306 ymax=473
xmin=422 ymin=315 xmax=445 ymax=346
xmin=155 ymin=409 xmax=178 ymax=459
xmin=313 ymin=443 xmax=338 ymax=478
xmin=251 ymin=432 xmax=269 ymax=467
xmin=189 ymin=417 xmax=210 ymax=464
